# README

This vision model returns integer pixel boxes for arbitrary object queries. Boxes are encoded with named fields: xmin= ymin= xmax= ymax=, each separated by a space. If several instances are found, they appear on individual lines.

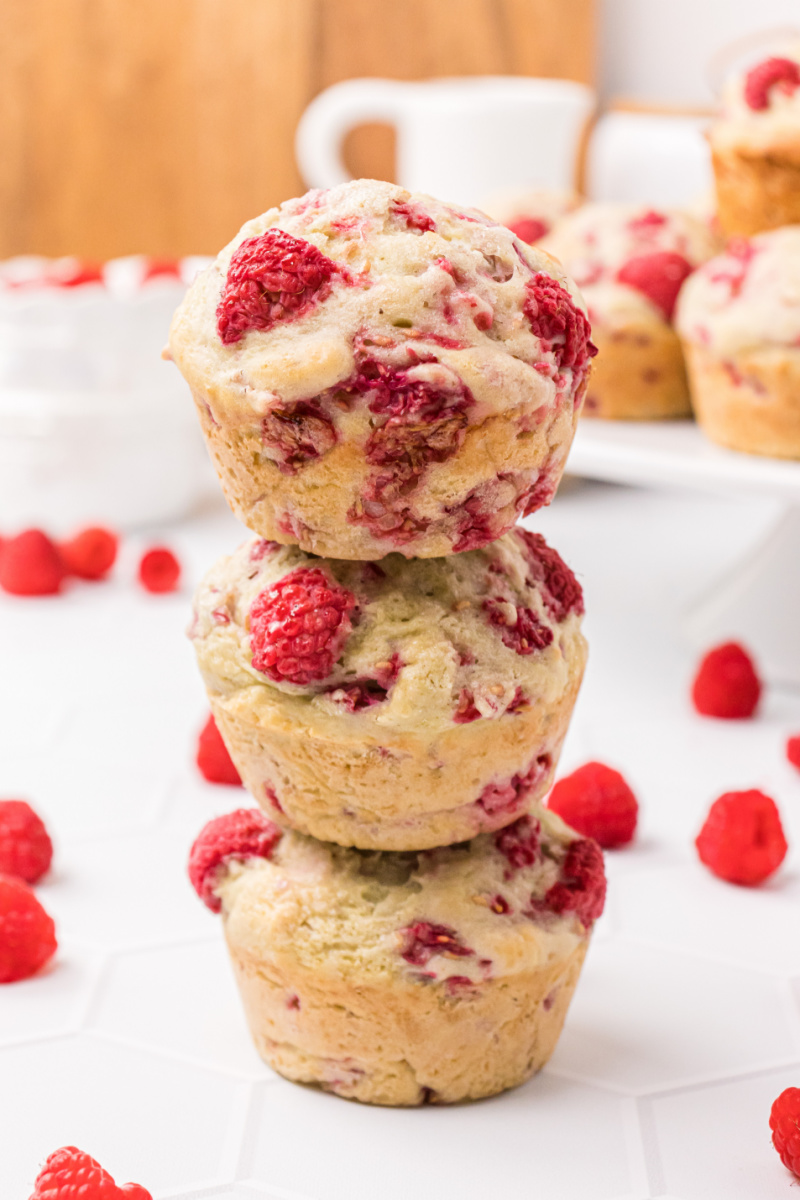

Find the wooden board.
xmin=0 ymin=0 xmax=595 ymax=259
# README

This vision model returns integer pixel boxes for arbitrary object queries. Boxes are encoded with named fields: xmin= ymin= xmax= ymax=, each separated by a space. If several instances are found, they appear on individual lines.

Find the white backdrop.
xmin=599 ymin=0 xmax=800 ymax=104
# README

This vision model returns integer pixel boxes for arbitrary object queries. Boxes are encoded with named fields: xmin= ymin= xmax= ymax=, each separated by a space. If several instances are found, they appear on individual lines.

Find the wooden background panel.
xmin=0 ymin=0 xmax=594 ymax=259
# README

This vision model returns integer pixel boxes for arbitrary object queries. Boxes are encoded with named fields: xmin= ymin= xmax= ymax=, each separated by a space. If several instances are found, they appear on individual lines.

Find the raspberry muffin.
xmin=480 ymin=187 xmax=583 ymax=245
xmin=190 ymin=528 xmax=587 ymax=850
xmin=676 ymin=226 xmax=800 ymax=458
xmin=188 ymin=805 xmax=606 ymax=1106
xmin=168 ymin=179 xmax=595 ymax=559
xmin=710 ymin=47 xmax=800 ymax=236
xmin=544 ymin=204 xmax=717 ymax=419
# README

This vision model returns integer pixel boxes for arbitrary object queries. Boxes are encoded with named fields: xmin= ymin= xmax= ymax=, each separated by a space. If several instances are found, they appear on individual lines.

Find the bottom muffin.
xmin=188 ymin=805 xmax=605 ymax=1106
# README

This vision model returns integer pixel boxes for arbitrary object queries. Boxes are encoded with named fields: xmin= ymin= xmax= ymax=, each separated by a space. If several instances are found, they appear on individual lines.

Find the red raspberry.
xmin=399 ymin=921 xmax=474 ymax=966
xmin=744 ymin=56 xmax=800 ymax=111
xmin=695 ymin=789 xmax=787 ymax=886
xmin=261 ymin=401 xmax=337 ymax=473
xmin=495 ymin=814 xmax=541 ymax=874
xmin=547 ymin=762 xmax=638 ymax=849
xmin=479 ymin=756 xmax=551 ymax=817
xmin=188 ymin=808 xmax=282 ymax=912
xmin=196 ymin=715 xmax=242 ymax=786
xmin=507 ymin=216 xmax=549 ymax=244
xmin=249 ymin=567 xmax=356 ymax=685
xmin=28 ymin=1145 xmax=152 ymax=1199
xmin=0 ymin=800 xmax=53 ymax=883
xmin=484 ymin=598 xmax=553 ymax=655
xmin=0 ymin=530 xmax=65 ymax=596
xmin=59 ymin=527 xmax=118 ymax=581
xmin=391 ymin=200 xmax=436 ymax=233
xmin=216 ymin=230 xmax=343 ymax=344
xmin=543 ymin=838 xmax=606 ymax=926
xmin=787 ymin=735 xmax=800 ymax=771
xmin=515 ymin=529 xmax=584 ymax=621
xmin=616 ymin=251 xmax=693 ymax=321
xmin=524 ymin=273 xmax=597 ymax=380
xmin=691 ymin=641 xmax=761 ymax=719
xmin=454 ymin=688 xmax=482 ymax=724
xmin=770 ymin=1087 xmax=800 ymax=1178
xmin=0 ymin=875 xmax=57 ymax=982
xmin=138 ymin=546 xmax=181 ymax=594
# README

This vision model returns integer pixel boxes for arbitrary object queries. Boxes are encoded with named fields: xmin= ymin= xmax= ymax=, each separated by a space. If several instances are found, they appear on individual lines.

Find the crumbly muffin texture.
xmin=191 ymin=528 xmax=586 ymax=849
xmin=212 ymin=805 xmax=604 ymax=1105
xmin=169 ymin=179 xmax=594 ymax=558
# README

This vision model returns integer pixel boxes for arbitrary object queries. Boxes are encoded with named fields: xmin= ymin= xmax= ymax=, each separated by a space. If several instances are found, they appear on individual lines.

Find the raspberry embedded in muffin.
xmin=169 ymin=180 xmax=594 ymax=558
xmin=189 ymin=528 xmax=587 ymax=850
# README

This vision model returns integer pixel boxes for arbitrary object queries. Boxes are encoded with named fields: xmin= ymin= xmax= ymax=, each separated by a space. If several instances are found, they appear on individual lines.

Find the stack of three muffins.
xmin=171 ymin=179 xmax=606 ymax=1105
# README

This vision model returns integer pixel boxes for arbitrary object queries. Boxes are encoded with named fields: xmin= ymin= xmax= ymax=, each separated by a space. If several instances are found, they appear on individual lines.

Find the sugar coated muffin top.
xmin=712 ymin=45 xmax=800 ymax=153
xmin=193 ymin=806 xmax=605 ymax=983
xmin=191 ymin=528 xmax=584 ymax=735
xmin=676 ymin=226 xmax=800 ymax=356
xmin=169 ymin=178 xmax=594 ymax=426
xmin=543 ymin=203 xmax=718 ymax=326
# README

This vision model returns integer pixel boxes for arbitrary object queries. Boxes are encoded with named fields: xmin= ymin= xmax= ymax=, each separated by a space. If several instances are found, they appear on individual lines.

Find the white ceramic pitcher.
xmin=296 ymin=76 xmax=595 ymax=210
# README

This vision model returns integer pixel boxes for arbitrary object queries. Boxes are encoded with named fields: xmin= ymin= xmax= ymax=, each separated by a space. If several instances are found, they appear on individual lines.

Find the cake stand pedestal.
xmin=567 ymin=419 xmax=800 ymax=686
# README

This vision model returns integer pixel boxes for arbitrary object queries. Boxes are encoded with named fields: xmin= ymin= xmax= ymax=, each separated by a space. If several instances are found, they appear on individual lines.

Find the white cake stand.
xmin=567 ymin=419 xmax=800 ymax=687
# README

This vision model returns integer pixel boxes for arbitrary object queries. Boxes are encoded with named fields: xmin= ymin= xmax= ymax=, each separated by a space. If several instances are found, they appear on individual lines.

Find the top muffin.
xmin=711 ymin=46 xmax=800 ymax=159
xmin=169 ymin=179 xmax=594 ymax=560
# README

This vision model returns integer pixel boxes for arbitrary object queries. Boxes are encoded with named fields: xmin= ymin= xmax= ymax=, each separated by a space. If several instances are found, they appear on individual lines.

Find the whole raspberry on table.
xmin=249 ymin=567 xmax=356 ymax=685
xmin=138 ymin=546 xmax=181 ymax=594
xmin=188 ymin=808 xmax=282 ymax=912
xmin=59 ymin=527 xmax=118 ymax=580
xmin=28 ymin=1145 xmax=152 ymax=1199
xmin=0 ymin=800 xmax=53 ymax=883
xmin=547 ymin=762 xmax=638 ymax=849
xmin=770 ymin=1087 xmax=800 ymax=1178
xmin=786 ymin=735 xmax=800 ymax=771
xmin=0 ymin=530 xmax=65 ymax=596
xmin=744 ymin=56 xmax=800 ymax=111
xmin=691 ymin=641 xmax=762 ymax=719
xmin=616 ymin=251 xmax=693 ymax=321
xmin=0 ymin=874 xmax=57 ymax=983
xmin=196 ymin=714 xmax=242 ymax=786
xmin=695 ymin=789 xmax=787 ymax=886
xmin=216 ymin=229 xmax=344 ymax=344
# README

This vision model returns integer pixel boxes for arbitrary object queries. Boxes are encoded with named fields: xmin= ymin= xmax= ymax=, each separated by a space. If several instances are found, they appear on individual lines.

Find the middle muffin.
xmin=192 ymin=528 xmax=587 ymax=850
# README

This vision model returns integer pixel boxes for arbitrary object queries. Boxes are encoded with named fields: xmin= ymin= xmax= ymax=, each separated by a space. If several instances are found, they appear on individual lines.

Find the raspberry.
xmin=188 ymin=809 xmax=282 ymax=912
xmin=515 ymin=529 xmax=584 ymax=621
xmin=399 ymin=921 xmax=473 ymax=966
xmin=495 ymin=815 xmax=541 ymax=874
xmin=216 ymin=230 xmax=342 ymax=344
xmin=524 ymin=273 xmax=596 ymax=380
xmin=249 ymin=567 xmax=356 ymax=685
xmin=391 ymin=201 xmax=435 ymax=233
xmin=454 ymin=689 xmax=482 ymax=724
xmin=770 ymin=1087 xmax=800 ymax=1178
xmin=479 ymin=755 xmax=551 ymax=817
xmin=0 ymin=800 xmax=53 ymax=883
xmin=325 ymin=654 xmax=401 ymax=710
xmin=691 ymin=641 xmax=761 ymax=719
xmin=0 ymin=530 xmax=65 ymax=596
xmin=138 ymin=547 xmax=181 ymax=594
xmin=0 ymin=875 xmax=57 ymax=982
xmin=59 ymin=527 xmax=118 ymax=580
xmin=196 ymin=715 xmax=242 ymax=786
xmin=484 ymin=598 xmax=553 ymax=655
xmin=744 ymin=56 xmax=800 ymax=111
xmin=542 ymin=838 xmax=606 ymax=927
xmin=787 ymin=735 xmax=800 ymax=770
xmin=616 ymin=252 xmax=693 ymax=321
xmin=547 ymin=762 xmax=638 ymax=849
xmin=627 ymin=210 xmax=668 ymax=232
xmin=507 ymin=216 xmax=549 ymax=244
xmin=142 ymin=257 xmax=182 ymax=281
xmin=695 ymin=789 xmax=787 ymax=886
xmin=28 ymin=1145 xmax=152 ymax=1199
xmin=261 ymin=401 xmax=337 ymax=473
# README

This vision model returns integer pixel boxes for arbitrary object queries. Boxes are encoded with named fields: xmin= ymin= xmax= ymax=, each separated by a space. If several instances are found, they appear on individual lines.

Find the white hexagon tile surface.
xmin=1 ymin=481 xmax=799 ymax=1199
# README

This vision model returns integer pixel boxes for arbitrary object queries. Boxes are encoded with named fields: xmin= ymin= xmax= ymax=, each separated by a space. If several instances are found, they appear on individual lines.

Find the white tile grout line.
xmin=621 ymin=1096 xmax=654 ymax=1200
xmin=216 ymin=1079 xmax=257 ymax=1185
xmin=547 ymin=1055 xmax=800 ymax=1099
xmin=779 ymin=976 xmax=800 ymax=1057
xmin=84 ymin=1027 xmax=273 ymax=1085
xmin=640 ymin=1057 xmax=800 ymax=1102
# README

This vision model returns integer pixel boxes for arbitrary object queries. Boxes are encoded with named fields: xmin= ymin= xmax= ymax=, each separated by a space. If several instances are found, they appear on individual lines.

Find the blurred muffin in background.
xmin=544 ymin=203 xmax=718 ymax=419
xmin=710 ymin=45 xmax=800 ymax=237
xmin=480 ymin=188 xmax=583 ymax=245
xmin=676 ymin=225 xmax=800 ymax=458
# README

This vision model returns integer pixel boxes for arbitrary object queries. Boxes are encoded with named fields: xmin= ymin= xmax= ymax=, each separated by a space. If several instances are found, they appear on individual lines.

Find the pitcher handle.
xmin=296 ymin=78 xmax=409 ymax=189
